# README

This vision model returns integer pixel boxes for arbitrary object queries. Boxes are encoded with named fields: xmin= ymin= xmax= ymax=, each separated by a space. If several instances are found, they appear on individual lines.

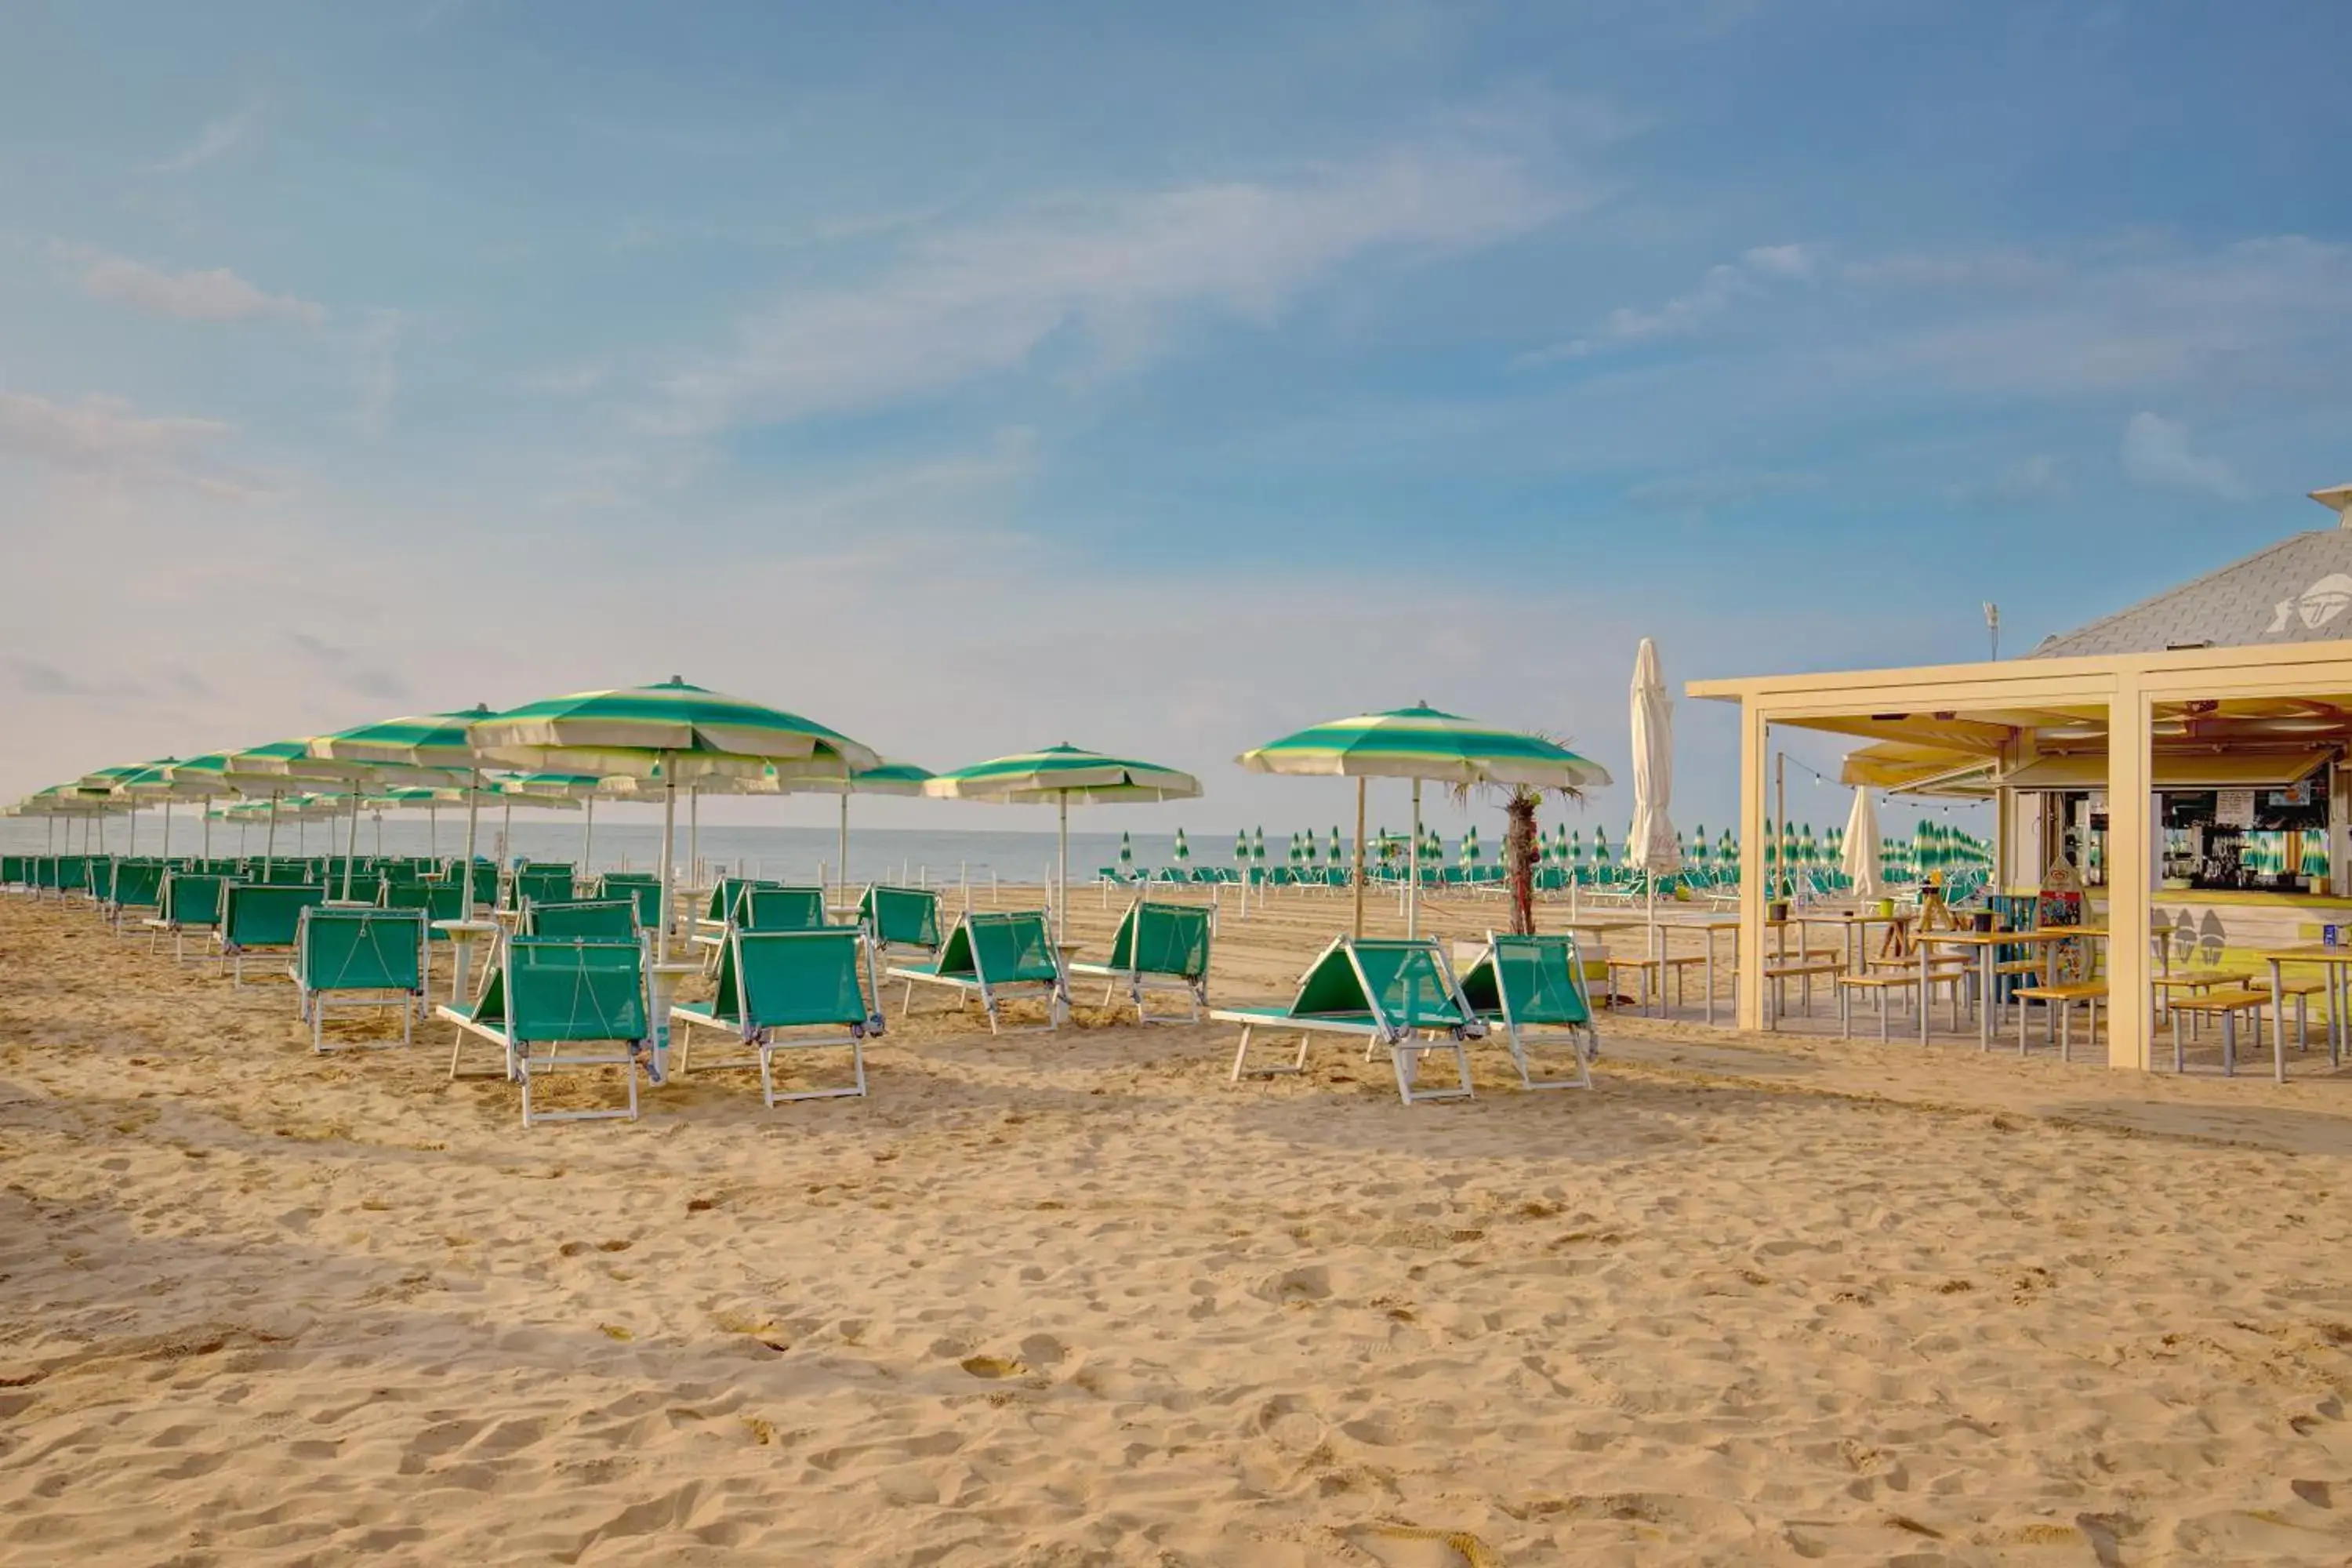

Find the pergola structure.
xmin=1695 ymin=485 xmax=2352 ymax=1070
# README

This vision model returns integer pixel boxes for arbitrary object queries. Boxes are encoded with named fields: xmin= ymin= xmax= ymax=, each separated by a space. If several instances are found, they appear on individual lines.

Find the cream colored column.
xmin=1737 ymin=699 xmax=1769 ymax=1030
xmin=2105 ymin=673 xmax=2152 ymax=1070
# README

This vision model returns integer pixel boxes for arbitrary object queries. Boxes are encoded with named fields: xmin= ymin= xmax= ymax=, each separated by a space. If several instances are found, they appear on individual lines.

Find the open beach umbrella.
xmin=311 ymin=706 xmax=505 ymax=906
xmin=473 ymin=679 xmax=877 ymax=965
xmin=1238 ymin=703 xmax=1609 ymax=938
xmin=924 ymin=745 xmax=1200 ymax=945
xmin=1628 ymin=637 xmax=1682 ymax=944
xmin=1842 ymin=788 xmax=1883 ymax=902
xmin=214 ymin=739 xmax=363 ymax=872
xmin=495 ymin=771 xmax=608 ymax=866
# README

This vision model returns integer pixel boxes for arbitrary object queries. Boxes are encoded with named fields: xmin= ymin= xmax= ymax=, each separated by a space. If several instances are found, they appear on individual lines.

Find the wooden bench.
xmin=2253 ymin=975 xmax=2328 ymax=1054
xmin=2165 ymin=988 xmax=2269 ymax=1076
xmin=2013 ymin=981 xmax=2105 ymax=1061
xmin=1765 ymin=960 xmax=1844 ymax=1023
xmin=1836 ymin=971 xmax=1916 ymax=1041
xmin=1606 ymin=953 xmax=1709 ymax=1016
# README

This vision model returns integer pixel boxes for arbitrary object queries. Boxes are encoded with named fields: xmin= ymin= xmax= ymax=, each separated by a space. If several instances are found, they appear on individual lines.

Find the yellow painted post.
xmin=1737 ymin=699 xmax=1769 ymax=1030
xmin=2106 ymin=673 xmax=2152 ymax=1070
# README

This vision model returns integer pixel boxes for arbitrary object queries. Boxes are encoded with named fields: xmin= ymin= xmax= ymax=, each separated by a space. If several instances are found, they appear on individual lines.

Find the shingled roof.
xmin=2031 ymin=486 xmax=2352 ymax=658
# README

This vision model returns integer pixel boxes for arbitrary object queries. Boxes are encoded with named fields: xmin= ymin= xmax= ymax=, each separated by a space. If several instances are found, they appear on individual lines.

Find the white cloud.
xmin=657 ymin=138 xmax=1588 ymax=433
xmin=151 ymin=103 xmax=262 ymax=175
xmin=1522 ymin=241 xmax=1822 ymax=362
xmin=0 ymin=389 xmax=241 ymax=490
xmin=522 ymin=364 xmax=606 ymax=396
xmin=2119 ymin=412 xmax=2249 ymax=501
xmin=64 ymin=248 xmax=324 ymax=326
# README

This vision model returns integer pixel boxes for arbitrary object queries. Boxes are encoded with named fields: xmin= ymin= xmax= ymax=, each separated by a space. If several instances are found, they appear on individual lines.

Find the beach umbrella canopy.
xmin=750 ymin=757 xmax=934 ymax=896
xmin=310 ymin=706 xmax=508 ymax=899
xmin=1233 ymin=829 xmax=1249 ymax=868
xmin=1842 ymin=789 xmax=1883 ymax=902
xmin=1461 ymin=825 xmax=1481 ymax=866
xmin=924 ymin=744 xmax=1200 ymax=945
xmin=473 ymin=679 xmax=878 ymax=964
xmin=1238 ymin=703 xmax=1609 ymax=938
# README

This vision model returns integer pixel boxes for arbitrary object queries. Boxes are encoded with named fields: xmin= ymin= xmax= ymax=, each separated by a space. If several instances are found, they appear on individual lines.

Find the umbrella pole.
xmin=580 ymin=795 xmax=594 ymax=870
xmin=201 ymin=805 xmax=209 ymax=860
xmin=427 ymin=804 xmax=438 ymax=863
xmin=343 ymin=792 xmax=361 ymax=899
xmin=689 ymin=788 xmax=700 ymax=891
xmin=162 ymin=799 xmax=172 ymax=859
xmin=459 ymin=767 xmax=483 ymax=921
xmin=374 ymin=811 xmax=383 ymax=856
xmin=264 ymin=791 xmax=279 ymax=877
xmin=1057 ymin=794 xmax=1069 ymax=946
xmin=839 ymin=789 xmax=851 ymax=904
xmin=656 ymin=768 xmax=677 ymax=965
xmin=1352 ymin=777 xmax=1367 ymax=939
xmin=501 ymin=797 xmax=512 ymax=872
xmin=1408 ymin=780 xmax=1422 ymax=942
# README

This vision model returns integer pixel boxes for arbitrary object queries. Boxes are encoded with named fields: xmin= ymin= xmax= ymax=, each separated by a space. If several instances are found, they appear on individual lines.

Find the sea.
xmin=0 ymin=818 xmax=1310 ymax=889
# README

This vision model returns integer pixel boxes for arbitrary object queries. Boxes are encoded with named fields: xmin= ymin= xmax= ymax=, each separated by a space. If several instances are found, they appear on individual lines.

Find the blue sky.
xmin=3 ymin=0 xmax=2349 ymax=842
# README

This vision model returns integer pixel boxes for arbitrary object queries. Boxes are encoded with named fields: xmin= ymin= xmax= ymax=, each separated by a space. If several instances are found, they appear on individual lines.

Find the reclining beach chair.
xmin=289 ymin=906 xmax=428 ymax=1051
xmin=884 ymin=910 xmax=1068 ymax=1033
xmin=508 ymin=865 xmax=576 ymax=911
xmin=522 ymin=898 xmax=640 ymax=939
xmin=147 ymin=872 xmax=227 ymax=961
xmin=597 ymin=872 xmax=664 ymax=931
xmin=104 ymin=859 xmax=169 ymax=934
xmin=1456 ymin=932 xmax=1599 ymax=1091
xmin=1209 ymin=936 xmax=1484 ymax=1105
xmin=215 ymin=882 xmax=327 ymax=985
xmin=671 ymin=927 xmax=883 ymax=1105
xmin=1067 ymin=897 xmax=1214 ymax=1022
xmin=690 ymin=884 xmax=825 ymax=945
xmin=438 ymin=935 xmax=653 ymax=1127
xmin=858 ymin=884 xmax=943 ymax=962
xmin=85 ymin=858 xmax=118 ymax=913
xmin=2 ymin=855 xmax=27 ymax=892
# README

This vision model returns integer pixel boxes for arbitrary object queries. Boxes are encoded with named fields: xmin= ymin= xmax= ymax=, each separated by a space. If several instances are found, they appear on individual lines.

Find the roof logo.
xmin=2267 ymin=573 xmax=2352 ymax=634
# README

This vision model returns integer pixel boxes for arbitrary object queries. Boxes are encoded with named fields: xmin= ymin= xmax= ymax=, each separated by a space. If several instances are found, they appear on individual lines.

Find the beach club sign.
xmin=2267 ymin=573 xmax=2352 ymax=635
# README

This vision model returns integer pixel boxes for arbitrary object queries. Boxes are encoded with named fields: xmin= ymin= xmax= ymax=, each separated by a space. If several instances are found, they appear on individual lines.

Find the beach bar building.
xmin=1690 ymin=483 xmax=2352 ymax=1069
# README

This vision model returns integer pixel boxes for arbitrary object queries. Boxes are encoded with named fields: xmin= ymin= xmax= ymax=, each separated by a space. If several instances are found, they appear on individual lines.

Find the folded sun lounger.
xmin=146 ymin=871 xmax=227 ymax=962
xmin=522 ymin=898 xmax=640 ymax=939
xmin=1210 ymin=935 xmax=1484 ymax=1105
xmin=438 ymin=935 xmax=652 ymax=1127
xmin=1066 ymin=897 xmax=1213 ymax=1023
xmin=858 ymin=884 xmax=942 ymax=962
xmin=1456 ymin=931 xmax=1599 ymax=1090
xmin=884 ymin=909 xmax=1069 ymax=1033
xmin=289 ymin=906 xmax=428 ymax=1052
xmin=671 ymin=926 xmax=882 ymax=1105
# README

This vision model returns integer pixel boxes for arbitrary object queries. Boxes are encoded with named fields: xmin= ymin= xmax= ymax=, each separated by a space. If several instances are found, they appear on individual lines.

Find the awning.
xmin=2001 ymin=749 xmax=2336 ymax=791
xmin=1840 ymin=741 xmax=1998 ymax=795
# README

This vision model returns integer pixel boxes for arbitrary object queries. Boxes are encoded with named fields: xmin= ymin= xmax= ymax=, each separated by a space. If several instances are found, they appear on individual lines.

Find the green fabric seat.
xmin=216 ymin=883 xmax=328 ymax=985
xmin=146 ymin=872 xmax=227 ymax=962
xmin=1457 ymin=933 xmax=1598 ymax=1090
xmin=597 ymin=873 xmax=664 ymax=929
xmin=1068 ymin=898 xmax=1214 ymax=1022
xmin=858 ymin=884 xmax=942 ymax=957
xmin=509 ymin=866 xmax=576 ymax=909
xmin=523 ymin=898 xmax=639 ymax=939
xmin=738 ymin=885 xmax=826 ymax=933
xmin=290 ymin=906 xmax=428 ymax=1052
xmin=104 ymin=859 xmax=170 ymax=930
xmin=383 ymin=880 xmax=465 ymax=938
xmin=1210 ymin=936 xmax=1483 ymax=1105
xmin=884 ymin=910 xmax=1068 ymax=1034
xmin=672 ymin=927 xmax=880 ymax=1105
xmin=2 ymin=855 xmax=27 ymax=889
xmin=437 ymin=935 xmax=651 ymax=1127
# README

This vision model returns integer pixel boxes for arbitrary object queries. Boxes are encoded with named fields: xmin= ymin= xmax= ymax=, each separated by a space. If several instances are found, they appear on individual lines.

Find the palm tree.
xmin=1449 ymin=742 xmax=1588 ymax=936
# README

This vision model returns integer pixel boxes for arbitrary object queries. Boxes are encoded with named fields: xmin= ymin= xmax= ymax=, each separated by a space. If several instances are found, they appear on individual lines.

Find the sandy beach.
xmin=9 ymin=888 xmax=2352 ymax=1566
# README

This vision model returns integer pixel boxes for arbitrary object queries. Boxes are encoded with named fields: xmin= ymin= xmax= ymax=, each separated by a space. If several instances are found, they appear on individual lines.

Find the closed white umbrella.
xmin=1842 ymin=787 xmax=1883 ymax=902
xmin=1628 ymin=637 xmax=1681 ymax=964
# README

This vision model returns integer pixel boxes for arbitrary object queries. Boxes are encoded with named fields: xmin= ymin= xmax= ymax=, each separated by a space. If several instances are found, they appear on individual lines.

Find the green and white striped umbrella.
xmin=1301 ymin=829 xmax=1318 ymax=867
xmin=309 ymin=707 xmax=506 ymax=900
xmin=1252 ymin=826 xmax=1267 ymax=866
xmin=1173 ymin=827 xmax=1191 ymax=863
xmin=925 ymin=743 xmax=1201 ymax=944
xmin=1120 ymin=831 xmax=1135 ymax=876
xmin=1233 ymin=829 xmax=1250 ymax=868
xmin=1329 ymin=826 xmax=1344 ymax=874
xmin=474 ymin=679 xmax=877 ymax=964
xmin=750 ymin=758 xmax=934 ymax=898
xmin=1461 ymin=824 xmax=1482 ymax=867
xmin=1237 ymin=702 xmax=1612 ymax=937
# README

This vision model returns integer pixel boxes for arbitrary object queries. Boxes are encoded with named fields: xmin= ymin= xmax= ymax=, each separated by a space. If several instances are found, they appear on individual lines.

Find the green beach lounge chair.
xmin=146 ymin=871 xmax=227 ymax=961
xmin=597 ymin=872 xmax=664 ymax=930
xmin=1066 ymin=897 xmax=1214 ymax=1023
xmin=437 ymin=935 xmax=652 ymax=1127
xmin=215 ymin=882 xmax=328 ymax=985
xmin=522 ymin=898 xmax=640 ymax=939
xmin=884 ymin=910 xmax=1069 ymax=1034
xmin=858 ymin=884 xmax=942 ymax=961
xmin=105 ymin=859 xmax=169 ymax=934
xmin=1456 ymin=932 xmax=1599 ymax=1091
xmin=508 ymin=865 xmax=576 ymax=911
xmin=289 ymin=906 xmax=428 ymax=1052
xmin=671 ymin=927 xmax=883 ymax=1105
xmin=1209 ymin=936 xmax=1484 ymax=1105
xmin=2 ymin=855 xmax=28 ymax=892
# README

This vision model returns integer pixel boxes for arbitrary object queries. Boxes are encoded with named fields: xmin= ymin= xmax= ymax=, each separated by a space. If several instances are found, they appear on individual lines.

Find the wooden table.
xmin=1918 ymin=927 xmax=2108 ymax=1050
xmin=1565 ymin=920 xmax=1668 ymax=1015
xmin=2255 ymin=945 xmax=2352 ymax=1083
